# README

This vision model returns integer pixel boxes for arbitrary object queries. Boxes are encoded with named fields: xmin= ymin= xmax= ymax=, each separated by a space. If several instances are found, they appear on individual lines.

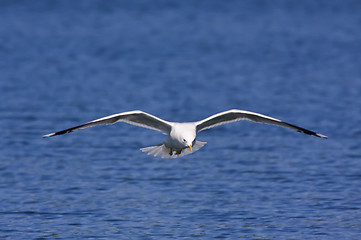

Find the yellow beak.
xmin=189 ymin=145 xmax=192 ymax=152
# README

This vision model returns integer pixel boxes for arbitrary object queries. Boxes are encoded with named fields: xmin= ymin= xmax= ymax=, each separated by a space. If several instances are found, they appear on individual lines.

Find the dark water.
xmin=1 ymin=0 xmax=361 ymax=239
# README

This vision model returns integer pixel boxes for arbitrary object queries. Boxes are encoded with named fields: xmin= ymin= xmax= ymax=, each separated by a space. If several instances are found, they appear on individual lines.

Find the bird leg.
xmin=175 ymin=149 xmax=182 ymax=155
xmin=169 ymin=148 xmax=173 ymax=156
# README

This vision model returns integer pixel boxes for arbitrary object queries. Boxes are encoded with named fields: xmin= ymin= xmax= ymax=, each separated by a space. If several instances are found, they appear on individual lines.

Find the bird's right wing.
xmin=43 ymin=110 xmax=172 ymax=137
xmin=196 ymin=109 xmax=327 ymax=138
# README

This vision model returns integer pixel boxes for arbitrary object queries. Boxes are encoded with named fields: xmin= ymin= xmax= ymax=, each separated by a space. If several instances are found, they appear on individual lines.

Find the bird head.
xmin=181 ymin=136 xmax=195 ymax=151
xmin=172 ymin=123 xmax=196 ymax=151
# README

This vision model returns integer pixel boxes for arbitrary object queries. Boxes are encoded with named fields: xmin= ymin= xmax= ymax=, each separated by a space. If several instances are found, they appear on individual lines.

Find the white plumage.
xmin=43 ymin=109 xmax=327 ymax=158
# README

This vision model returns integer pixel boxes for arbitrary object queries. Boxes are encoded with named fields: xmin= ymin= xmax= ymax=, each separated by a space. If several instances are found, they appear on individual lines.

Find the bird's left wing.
xmin=43 ymin=110 xmax=172 ymax=137
xmin=195 ymin=109 xmax=327 ymax=138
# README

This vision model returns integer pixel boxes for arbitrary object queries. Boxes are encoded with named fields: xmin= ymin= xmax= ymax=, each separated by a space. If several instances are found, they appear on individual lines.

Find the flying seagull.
xmin=43 ymin=109 xmax=327 ymax=158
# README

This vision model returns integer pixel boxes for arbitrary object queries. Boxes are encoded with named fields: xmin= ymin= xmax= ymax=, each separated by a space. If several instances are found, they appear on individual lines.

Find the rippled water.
xmin=1 ymin=0 xmax=361 ymax=239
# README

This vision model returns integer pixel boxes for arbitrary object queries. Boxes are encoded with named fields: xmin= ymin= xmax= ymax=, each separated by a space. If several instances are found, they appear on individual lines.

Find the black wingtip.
xmin=42 ymin=129 xmax=73 ymax=138
xmin=289 ymin=122 xmax=327 ymax=139
xmin=298 ymin=129 xmax=327 ymax=139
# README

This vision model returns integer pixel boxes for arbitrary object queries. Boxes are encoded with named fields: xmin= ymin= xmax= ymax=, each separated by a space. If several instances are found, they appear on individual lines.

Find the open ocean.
xmin=1 ymin=0 xmax=361 ymax=239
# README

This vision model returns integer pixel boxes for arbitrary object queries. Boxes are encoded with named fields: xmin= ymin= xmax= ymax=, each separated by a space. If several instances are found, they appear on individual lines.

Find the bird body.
xmin=43 ymin=109 xmax=327 ymax=158
xmin=166 ymin=123 xmax=196 ymax=149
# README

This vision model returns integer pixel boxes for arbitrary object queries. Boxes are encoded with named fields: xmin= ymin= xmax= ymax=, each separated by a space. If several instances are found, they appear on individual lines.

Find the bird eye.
xmin=183 ymin=139 xmax=186 ymax=142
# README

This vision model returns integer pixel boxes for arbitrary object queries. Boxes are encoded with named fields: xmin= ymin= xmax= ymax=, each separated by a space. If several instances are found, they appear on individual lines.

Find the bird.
xmin=43 ymin=109 xmax=327 ymax=158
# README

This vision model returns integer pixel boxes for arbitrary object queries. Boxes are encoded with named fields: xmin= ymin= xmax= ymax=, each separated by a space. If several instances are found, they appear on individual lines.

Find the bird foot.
xmin=169 ymin=148 xmax=182 ymax=156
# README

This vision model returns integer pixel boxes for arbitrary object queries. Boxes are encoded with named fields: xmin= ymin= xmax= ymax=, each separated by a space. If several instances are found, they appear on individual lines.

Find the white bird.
xmin=43 ymin=109 xmax=327 ymax=158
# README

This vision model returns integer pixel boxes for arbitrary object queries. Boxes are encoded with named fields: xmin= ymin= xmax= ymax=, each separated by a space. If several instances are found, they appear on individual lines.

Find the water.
xmin=1 ymin=0 xmax=361 ymax=239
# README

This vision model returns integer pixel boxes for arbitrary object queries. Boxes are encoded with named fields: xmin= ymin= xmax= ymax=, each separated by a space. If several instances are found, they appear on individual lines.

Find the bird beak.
xmin=189 ymin=145 xmax=192 ymax=152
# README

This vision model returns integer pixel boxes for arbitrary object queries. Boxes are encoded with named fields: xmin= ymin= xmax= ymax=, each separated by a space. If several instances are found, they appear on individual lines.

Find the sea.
xmin=1 ymin=0 xmax=361 ymax=239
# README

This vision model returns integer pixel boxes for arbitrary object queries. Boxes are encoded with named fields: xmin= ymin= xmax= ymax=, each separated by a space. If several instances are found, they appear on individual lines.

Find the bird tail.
xmin=140 ymin=144 xmax=169 ymax=158
xmin=140 ymin=141 xmax=207 ymax=158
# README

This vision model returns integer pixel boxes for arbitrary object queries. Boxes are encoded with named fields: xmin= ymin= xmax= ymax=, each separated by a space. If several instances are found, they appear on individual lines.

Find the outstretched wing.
xmin=195 ymin=109 xmax=327 ymax=138
xmin=43 ymin=110 xmax=172 ymax=137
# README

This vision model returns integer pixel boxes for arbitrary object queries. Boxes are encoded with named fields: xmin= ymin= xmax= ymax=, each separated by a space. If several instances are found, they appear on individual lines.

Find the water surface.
xmin=1 ymin=0 xmax=361 ymax=239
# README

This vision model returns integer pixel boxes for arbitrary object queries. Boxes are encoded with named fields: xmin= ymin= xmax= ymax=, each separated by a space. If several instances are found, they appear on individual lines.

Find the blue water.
xmin=1 ymin=0 xmax=361 ymax=239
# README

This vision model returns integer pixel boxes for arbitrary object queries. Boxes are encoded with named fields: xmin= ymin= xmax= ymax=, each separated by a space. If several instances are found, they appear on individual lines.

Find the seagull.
xmin=43 ymin=109 xmax=327 ymax=158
